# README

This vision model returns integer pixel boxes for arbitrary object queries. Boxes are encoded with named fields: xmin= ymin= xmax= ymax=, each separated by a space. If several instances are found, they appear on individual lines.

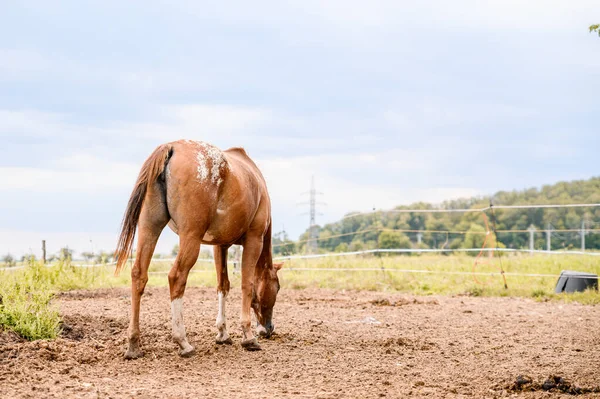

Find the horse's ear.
xmin=273 ymin=262 xmax=284 ymax=271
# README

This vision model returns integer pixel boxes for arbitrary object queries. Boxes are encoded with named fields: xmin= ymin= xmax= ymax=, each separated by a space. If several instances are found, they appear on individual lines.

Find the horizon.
xmin=4 ymin=175 xmax=599 ymax=259
xmin=1 ymin=1 xmax=599 ymax=258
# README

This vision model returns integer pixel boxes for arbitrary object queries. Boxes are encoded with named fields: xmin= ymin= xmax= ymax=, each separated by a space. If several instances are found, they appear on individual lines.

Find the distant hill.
xmin=275 ymin=177 xmax=600 ymax=254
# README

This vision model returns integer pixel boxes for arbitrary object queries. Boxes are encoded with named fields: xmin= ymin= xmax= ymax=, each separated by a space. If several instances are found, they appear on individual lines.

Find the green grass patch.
xmin=0 ymin=262 xmax=62 ymax=340
xmin=2 ymin=253 xmax=599 ymax=340
xmin=0 ymin=260 xmax=125 ymax=340
xmin=277 ymin=253 xmax=600 ymax=303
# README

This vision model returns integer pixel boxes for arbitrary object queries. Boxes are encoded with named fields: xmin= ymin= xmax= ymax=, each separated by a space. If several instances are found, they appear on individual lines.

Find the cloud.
xmin=0 ymin=109 xmax=71 ymax=139
xmin=0 ymin=102 xmax=274 ymax=143
xmin=382 ymin=99 xmax=539 ymax=133
xmin=1 ymin=0 xmax=598 ymax=255
xmin=257 ymin=151 xmax=483 ymax=237
xmin=0 ymin=49 xmax=52 ymax=79
xmin=301 ymin=0 xmax=599 ymax=33
xmin=165 ymin=0 xmax=599 ymax=45
xmin=0 ymin=154 xmax=139 ymax=193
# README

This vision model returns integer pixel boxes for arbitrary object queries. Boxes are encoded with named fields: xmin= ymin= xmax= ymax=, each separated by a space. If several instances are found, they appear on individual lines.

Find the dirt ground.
xmin=1 ymin=286 xmax=599 ymax=398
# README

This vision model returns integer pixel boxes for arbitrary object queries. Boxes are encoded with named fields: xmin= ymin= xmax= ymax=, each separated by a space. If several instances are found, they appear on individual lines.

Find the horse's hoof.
xmin=179 ymin=345 xmax=196 ymax=358
xmin=216 ymin=334 xmax=233 ymax=345
xmin=124 ymin=349 xmax=144 ymax=360
xmin=241 ymin=338 xmax=262 ymax=351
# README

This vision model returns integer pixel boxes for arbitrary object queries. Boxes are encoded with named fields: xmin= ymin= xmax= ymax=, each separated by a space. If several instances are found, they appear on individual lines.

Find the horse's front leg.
xmin=240 ymin=235 xmax=263 ymax=351
xmin=214 ymin=245 xmax=232 ymax=344
xmin=168 ymin=235 xmax=200 ymax=357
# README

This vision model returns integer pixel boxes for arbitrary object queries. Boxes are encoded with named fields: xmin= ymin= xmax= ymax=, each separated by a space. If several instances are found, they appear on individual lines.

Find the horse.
xmin=114 ymin=139 xmax=282 ymax=358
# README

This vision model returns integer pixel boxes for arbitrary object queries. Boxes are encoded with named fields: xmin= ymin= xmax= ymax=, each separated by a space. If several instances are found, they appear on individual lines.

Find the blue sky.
xmin=1 ymin=1 xmax=599 ymax=258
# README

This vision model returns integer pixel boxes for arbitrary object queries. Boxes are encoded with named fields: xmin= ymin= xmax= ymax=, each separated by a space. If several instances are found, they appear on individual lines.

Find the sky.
xmin=1 ymin=1 xmax=599 ymax=258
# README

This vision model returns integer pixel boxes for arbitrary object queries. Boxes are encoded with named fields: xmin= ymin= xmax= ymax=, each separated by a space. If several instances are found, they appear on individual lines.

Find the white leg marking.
xmin=216 ymin=291 xmax=227 ymax=330
xmin=171 ymin=298 xmax=193 ymax=353
xmin=215 ymin=291 xmax=231 ymax=343
xmin=171 ymin=298 xmax=186 ymax=343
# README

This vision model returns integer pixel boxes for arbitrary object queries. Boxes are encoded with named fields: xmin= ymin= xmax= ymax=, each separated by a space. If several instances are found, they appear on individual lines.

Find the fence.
xmin=2 ymin=203 xmax=600 ymax=283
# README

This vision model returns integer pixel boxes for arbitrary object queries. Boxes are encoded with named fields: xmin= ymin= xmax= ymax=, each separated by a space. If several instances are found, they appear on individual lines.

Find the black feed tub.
xmin=554 ymin=270 xmax=598 ymax=293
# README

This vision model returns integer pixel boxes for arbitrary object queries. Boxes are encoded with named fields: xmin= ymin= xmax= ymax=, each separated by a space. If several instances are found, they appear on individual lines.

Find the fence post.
xmin=527 ymin=226 xmax=535 ymax=254
xmin=42 ymin=240 xmax=46 ymax=264
xmin=546 ymin=224 xmax=552 ymax=252
xmin=581 ymin=220 xmax=586 ymax=252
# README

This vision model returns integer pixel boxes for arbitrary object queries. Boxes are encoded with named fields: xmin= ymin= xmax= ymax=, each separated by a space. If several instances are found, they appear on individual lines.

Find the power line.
xmin=342 ymin=202 xmax=600 ymax=219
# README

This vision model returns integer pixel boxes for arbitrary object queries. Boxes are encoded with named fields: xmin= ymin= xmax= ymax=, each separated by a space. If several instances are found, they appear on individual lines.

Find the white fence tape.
xmin=1 ymin=247 xmax=599 ymax=273
xmin=143 ymin=267 xmax=597 ymax=280
xmin=273 ymin=248 xmax=600 ymax=261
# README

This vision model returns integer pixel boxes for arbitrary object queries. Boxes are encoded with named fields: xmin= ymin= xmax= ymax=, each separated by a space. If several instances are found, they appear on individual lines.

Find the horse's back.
xmin=165 ymin=140 xmax=269 ymax=244
xmin=223 ymin=146 xmax=268 ymax=191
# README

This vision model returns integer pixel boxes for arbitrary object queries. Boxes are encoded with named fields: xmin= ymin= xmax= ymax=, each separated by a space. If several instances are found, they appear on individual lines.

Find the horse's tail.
xmin=114 ymin=144 xmax=172 ymax=276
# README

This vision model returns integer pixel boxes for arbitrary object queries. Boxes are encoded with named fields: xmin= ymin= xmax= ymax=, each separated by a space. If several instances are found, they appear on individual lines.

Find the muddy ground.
xmin=1 ymin=286 xmax=599 ymax=398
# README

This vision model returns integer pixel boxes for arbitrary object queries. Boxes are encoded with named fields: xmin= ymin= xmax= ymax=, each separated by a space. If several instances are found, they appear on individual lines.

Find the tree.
xmin=171 ymin=244 xmax=180 ymax=257
xmin=21 ymin=254 xmax=37 ymax=264
xmin=349 ymin=239 xmax=365 ymax=252
xmin=590 ymin=24 xmax=600 ymax=36
xmin=335 ymin=242 xmax=349 ymax=252
xmin=59 ymin=247 xmax=73 ymax=262
xmin=378 ymin=231 xmax=411 ymax=250
xmin=2 ymin=254 xmax=16 ymax=267
xmin=273 ymin=230 xmax=296 ymax=256
xmin=297 ymin=177 xmax=600 ymax=253
xmin=81 ymin=252 xmax=95 ymax=262
xmin=462 ymin=224 xmax=487 ymax=251
xmin=94 ymin=251 xmax=113 ymax=264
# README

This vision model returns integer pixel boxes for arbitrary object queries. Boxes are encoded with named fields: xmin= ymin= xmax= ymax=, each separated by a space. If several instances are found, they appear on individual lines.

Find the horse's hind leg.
xmin=125 ymin=193 xmax=169 ymax=359
xmin=168 ymin=234 xmax=201 ymax=357
xmin=214 ymin=245 xmax=232 ymax=344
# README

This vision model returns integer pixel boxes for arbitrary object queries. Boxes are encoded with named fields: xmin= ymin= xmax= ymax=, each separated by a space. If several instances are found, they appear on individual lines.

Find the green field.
xmin=136 ymin=253 xmax=600 ymax=301
xmin=1 ymin=253 xmax=599 ymax=340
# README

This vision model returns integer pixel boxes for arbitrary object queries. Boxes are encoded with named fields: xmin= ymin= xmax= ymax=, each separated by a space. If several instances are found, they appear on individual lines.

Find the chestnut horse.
xmin=114 ymin=140 xmax=282 ymax=358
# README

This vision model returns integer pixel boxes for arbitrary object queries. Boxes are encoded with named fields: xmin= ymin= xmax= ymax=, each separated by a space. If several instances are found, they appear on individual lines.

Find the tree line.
xmin=275 ymin=177 xmax=600 ymax=255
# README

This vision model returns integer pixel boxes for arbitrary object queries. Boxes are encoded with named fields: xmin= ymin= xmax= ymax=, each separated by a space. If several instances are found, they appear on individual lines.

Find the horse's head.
xmin=252 ymin=262 xmax=283 ymax=338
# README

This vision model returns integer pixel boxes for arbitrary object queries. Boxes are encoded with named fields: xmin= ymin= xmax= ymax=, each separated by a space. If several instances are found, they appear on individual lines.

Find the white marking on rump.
xmin=216 ymin=291 xmax=227 ymax=330
xmin=196 ymin=149 xmax=209 ymax=182
xmin=171 ymin=298 xmax=186 ymax=343
xmin=194 ymin=142 xmax=227 ymax=185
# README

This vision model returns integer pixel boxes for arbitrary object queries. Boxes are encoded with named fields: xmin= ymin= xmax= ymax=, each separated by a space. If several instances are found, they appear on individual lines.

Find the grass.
xmin=1 ymin=261 xmax=68 ymax=340
xmin=276 ymin=254 xmax=600 ymax=301
xmin=110 ymin=253 xmax=600 ymax=303
xmin=1 ymin=253 xmax=599 ymax=340
xmin=0 ymin=260 xmax=130 ymax=340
